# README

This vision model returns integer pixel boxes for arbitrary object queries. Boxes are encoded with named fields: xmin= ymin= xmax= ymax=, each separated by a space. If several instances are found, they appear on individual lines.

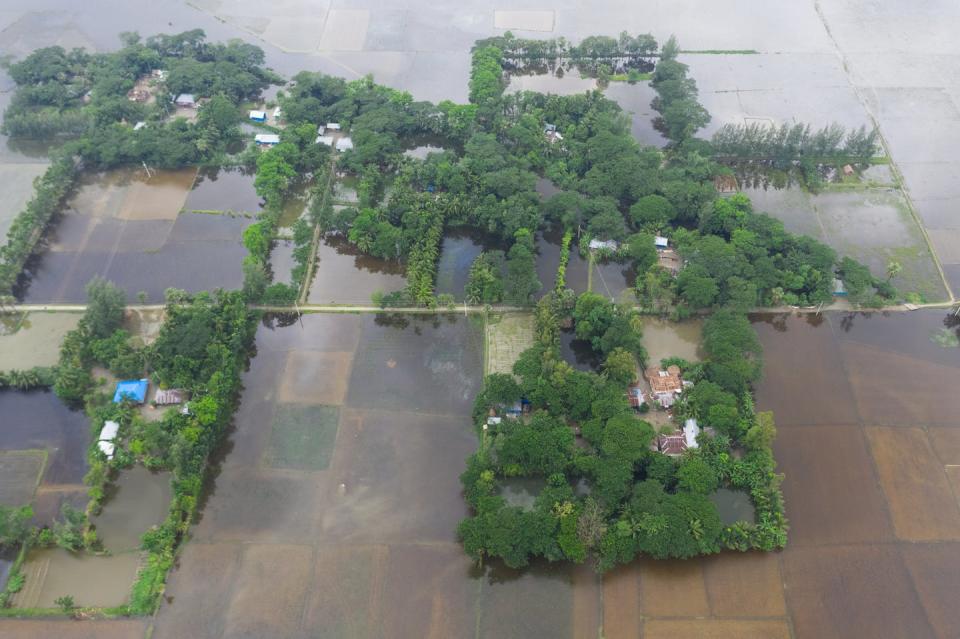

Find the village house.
xmin=544 ymin=123 xmax=564 ymax=144
xmin=155 ymin=388 xmax=188 ymax=406
xmin=335 ymin=137 xmax=354 ymax=152
xmin=97 ymin=420 xmax=120 ymax=460
xmin=113 ymin=378 xmax=148 ymax=404
xmin=644 ymin=364 xmax=684 ymax=408
xmin=589 ymin=238 xmax=618 ymax=252
xmin=248 ymin=109 xmax=267 ymax=123
xmin=315 ymin=135 xmax=334 ymax=146
xmin=653 ymin=431 xmax=687 ymax=456
xmin=255 ymin=133 xmax=281 ymax=147
xmin=174 ymin=93 xmax=197 ymax=108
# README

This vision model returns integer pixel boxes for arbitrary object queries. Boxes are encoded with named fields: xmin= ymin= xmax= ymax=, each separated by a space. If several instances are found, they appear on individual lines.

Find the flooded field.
xmin=18 ymin=169 xmax=252 ymax=302
xmin=0 ymin=312 xmax=80 ymax=371
xmin=435 ymin=228 xmax=504 ymax=300
xmin=182 ymin=167 xmax=261 ymax=214
xmin=0 ymin=163 xmax=48 ymax=238
xmin=307 ymin=236 xmax=406 ymax=304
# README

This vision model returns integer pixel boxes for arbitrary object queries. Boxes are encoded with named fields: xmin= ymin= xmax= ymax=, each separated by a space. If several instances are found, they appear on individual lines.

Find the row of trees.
xmin=711 ymin=122 xmax=879 ymax=166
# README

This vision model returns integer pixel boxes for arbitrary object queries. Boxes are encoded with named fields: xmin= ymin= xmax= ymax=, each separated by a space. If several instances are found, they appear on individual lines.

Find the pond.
xmin=560 ymin=327 xmax=602 ymax=372
xmin=13 ymin=548 xmax=140 ymax=608
xmin=639 ymin=317 xmax=704 ymax=366
xmin=602 ymin=81 xmax=668 ymax=148
xmin=499 ymin=477 xmax=547 ymax=509
xmin=90 ymin=466 xmax=172 ymax=553
xmin=435 ymin=227 xmax=505 ymax=300
xmin=506 ymin=72 xmax=598 ymax=96
xmin=710 ymin=488 xmax=756 ymax=526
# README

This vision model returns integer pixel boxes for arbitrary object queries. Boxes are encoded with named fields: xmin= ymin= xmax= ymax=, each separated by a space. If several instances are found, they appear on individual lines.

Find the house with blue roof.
xmin=113 ymin=379 xmax=149 ymax=404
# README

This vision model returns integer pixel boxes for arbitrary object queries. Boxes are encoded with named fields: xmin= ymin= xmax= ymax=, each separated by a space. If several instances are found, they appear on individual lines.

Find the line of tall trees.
xmin=711 ymin=121 xmax=879 ymax=165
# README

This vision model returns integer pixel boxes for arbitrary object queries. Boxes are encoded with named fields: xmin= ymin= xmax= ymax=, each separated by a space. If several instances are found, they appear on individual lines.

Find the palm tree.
xmin=886 ymin=260 xmax=902 ymax=282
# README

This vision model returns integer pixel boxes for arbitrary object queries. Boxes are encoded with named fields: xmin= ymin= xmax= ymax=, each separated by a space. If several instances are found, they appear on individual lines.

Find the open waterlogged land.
xmin=3 ymin=0 xmax=960 ymax=637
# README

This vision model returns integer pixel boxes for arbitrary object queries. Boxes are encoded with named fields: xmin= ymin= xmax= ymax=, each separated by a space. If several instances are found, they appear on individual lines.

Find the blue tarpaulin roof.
xmin=113 ymin=379 xmax=148 ymax=404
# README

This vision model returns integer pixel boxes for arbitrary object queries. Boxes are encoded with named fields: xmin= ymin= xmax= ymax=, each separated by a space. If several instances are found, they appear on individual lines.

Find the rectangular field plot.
xmin=277 ymin=351 xmax=353 ymax=406
xmin=601 ymin=564 xmax=641 ymax=639
xmin=644 ymin=620 xmax=791 ymax=639
xmin=485 ymin=313 xmax=534 ymax=376
xmin=902 ymin=543 xmax=960 ymax=639
xmin=639 ymin=558 xmax=709 ymax=617
xmin=0 ymin=450 xmax=44 ymax=505
xmin=702 ymin=551 xmax=786 ymax=617
xmin=0 ymin=312 xmax=79 ymax=371
xmin=774 ymin=425 xmax=894 ymax=546
xmin=0 ymin=163 xmax=48 ymax=238
xmin=866 ymin=426 xmax=960 ymax=541
xmin=222 ymin=544 xmax=313 ymax=639
xmin=346 ymin=315 xmax=482 ymax=415
xmin=782 ymin=544 xmax=934 ymax=639
xmin=303 ymin=544 xmax=388 ymax=639
xmin=477 ymin=563 xmax=575 ymax=639
xmin=266 ymin=403 xmax=340 ymax=471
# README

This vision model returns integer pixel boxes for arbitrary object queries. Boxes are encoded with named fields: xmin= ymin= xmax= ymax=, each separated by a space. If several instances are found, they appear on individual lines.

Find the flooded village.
xmin=1 ymin=1 xmax=960 ymax=638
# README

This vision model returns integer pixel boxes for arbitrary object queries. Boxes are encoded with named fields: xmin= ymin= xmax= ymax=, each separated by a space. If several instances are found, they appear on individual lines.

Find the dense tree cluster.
xmin=459 ymin=291 xmax=787 ymax=570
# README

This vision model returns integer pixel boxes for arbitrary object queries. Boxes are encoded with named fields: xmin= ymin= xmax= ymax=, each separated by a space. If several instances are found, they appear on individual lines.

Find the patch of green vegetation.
xmin=608 ymin=72 xmax=652 ymax=82
xmin=266 ymin=404 xmax=340 ymax=471
xmin=930 ymin=328 xmax=959 ymax=348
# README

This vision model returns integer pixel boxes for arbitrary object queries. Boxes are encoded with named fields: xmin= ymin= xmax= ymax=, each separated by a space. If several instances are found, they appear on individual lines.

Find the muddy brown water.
xmin=90 ymin=466 xmax=171 ymax=553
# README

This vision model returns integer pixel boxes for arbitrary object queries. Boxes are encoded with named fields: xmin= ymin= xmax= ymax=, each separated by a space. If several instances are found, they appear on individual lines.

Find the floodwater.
xmin=500 ymin=477 xmax=547 ymax=509
xmin=560 ymin=327 xmax=602 ymax=372
xmin=435 ymin=228 xmax=505 ymax=300
xmin=12 ymin=548 xmax=140 ymax=609
xmin=0 ymin=312 xmax=80 ymax=371
xmin=639 ymin=317 xmax=703 ymax=366
xmin=307 ymin=235 xmax=406 ymax=304
xmin=602 ymin=82 xmax=669 ymax=148
xmin=710 ymin=488 xmax=756 ymax=525
xmin=90 ymin=467 xmax=171 ymax=553
xmin=506 ymin=72 xmax=597 ymax=96
xmin=16 ymin=168 xmax=251 ymax=302
xmin=0 ymin=390 xmax=89 ymax=486
xmin=269 ymin=239 xmax=297 ymax=284
xmin=534 ymin=227 xmax=588 ymax=297
xmin=182 ymin=167 xmax=261 ymax=214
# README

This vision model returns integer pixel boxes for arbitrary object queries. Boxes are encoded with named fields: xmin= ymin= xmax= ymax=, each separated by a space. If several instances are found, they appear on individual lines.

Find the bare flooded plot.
xmin=485 ymin=312 xmax=534 ymax=376
xmin=183 ymin=167 xmax=261 ymax=214
xmin=644 ymin=619 xmax=791 ymax=639
xmin=0 ymin=450 xmax=45 ymax=506
xmin=740 ymin=185 xmax=821 ymax=238
xmin=782 ymin=544 xmax=934 ymax=639
xmin=192 ymin=468 xmax=320 ymax=545
xmin=842 ymin=341 xmax=960 ymax=427
xmin=265 ymin=403 xmax=339 ymax=471
xmin=601 ymin=564 xmax=642 ymax=639
xmin=535 ymin=229 xmax=588 ymax=296
xmin=21 ymin=178 xmax=251 ymax=302
xmin=751 ymin=314 xmax=859 ymax=426
xmin=813 ymin=190 xmax=945 ymax=300
xmin=304 ymin=544 xmax=388 ymax=639
xmin=345 ymin=315 xmax=482 ymax=414
xmin=476 ymin=563 xmax=575 ymax=639
xmin=774 ymin=425 xmax=894 ymax=546
xmin=506 ymin=73 xmax=596 ymax=96
xmin=307 ymin=236 xmax=406 ymax=305
xmin=380 ymin=544 xmax=478 ymax=639
xmin=0 ymin=619 xmax=146 ymax=639
xmin=0 ymin=390 xmax=89 ymax=485
xmin=435 ymin=229 xmax=504 ymax=300
xmin=0 ymin=312 xmax=79 ymax=370
xmin=277 ymin=350 xmax=354 ymax=406
xmin=902 ymin=543 xmax=960 ymax=639
xmin=639 ymin=558 xmax=709 ymax=617
xmin=928 ymin=427 xmax=960 ymax=465
xmin=590 ymin=258 xmax=635 ymax=303
xmin=151 ymin=542 xmax=241 ymax=639
xmin=222 ymin=544 xmax=313 ymax=639
xmin=865 ymin=426 xmax=960 ymax=542
xmin=701 ymin=551 xmax=786 ymax=617
xmin=319 ymin=409 xmax=474 ymax=545
xmin=831 ymin=308 xmax=960 ymax=370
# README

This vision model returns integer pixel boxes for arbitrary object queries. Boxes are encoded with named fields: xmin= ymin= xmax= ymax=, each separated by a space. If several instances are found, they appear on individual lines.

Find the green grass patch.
xmin=608 ymin=72 xmax=652 ymax=82
xmin=266 ymin=404 xmax=340 ymax=471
